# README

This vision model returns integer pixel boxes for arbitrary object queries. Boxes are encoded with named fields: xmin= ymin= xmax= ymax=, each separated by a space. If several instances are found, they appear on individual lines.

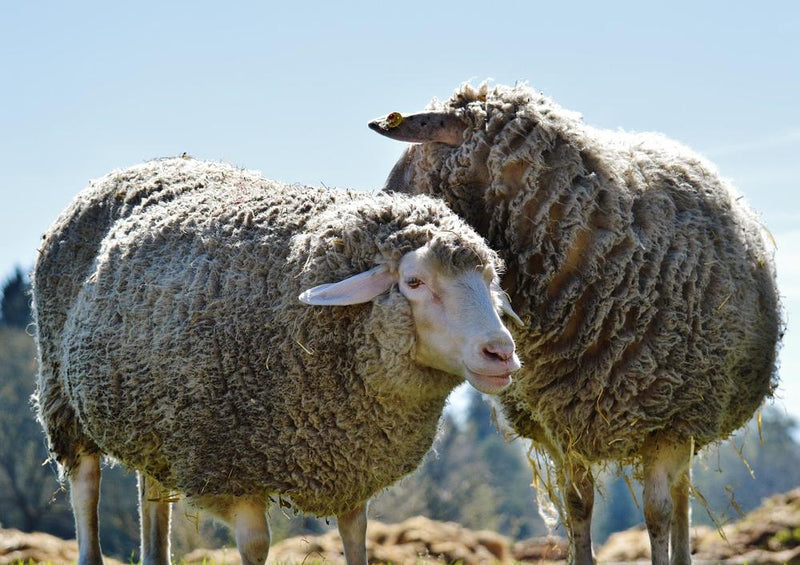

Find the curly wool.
xmin=394 ymin=83 xmax=781 ymax=463
xmin=36 ymin=158 xmax=500 ymax=517
xmin=32 ymin=156 xmax=231 ymax=470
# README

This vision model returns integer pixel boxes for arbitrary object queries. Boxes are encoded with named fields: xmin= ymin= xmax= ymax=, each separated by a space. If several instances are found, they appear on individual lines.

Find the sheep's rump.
xmin=47 ymin=158 xmax=487 ymax=516
xmin=403 ymin=84 xmax=781 ymax=462
xmin=32 ymin=157 xmax=226 ymax=468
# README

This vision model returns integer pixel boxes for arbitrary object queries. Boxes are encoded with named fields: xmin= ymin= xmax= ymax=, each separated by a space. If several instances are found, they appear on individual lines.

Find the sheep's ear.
xmin=491 ymin=281 xmax=524 ymax=327
xmin=368 ymin=112 xmax=466 ymax=147
xmin=299 ymin=266 xmax=397 ymax=306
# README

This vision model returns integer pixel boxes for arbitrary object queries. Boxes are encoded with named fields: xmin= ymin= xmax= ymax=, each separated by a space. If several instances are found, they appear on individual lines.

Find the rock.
xmin=595 ymin=524 xmax=650 ymax=562
xmin=474 ymin=530 xmax=512 ymax=562
xmin=183 ymin=546 xmax=242 ymax=565
xmin=511 ymin=535 xmax=568 ymax=562
xmin=0 ymin=528 xmax=123 ymax=565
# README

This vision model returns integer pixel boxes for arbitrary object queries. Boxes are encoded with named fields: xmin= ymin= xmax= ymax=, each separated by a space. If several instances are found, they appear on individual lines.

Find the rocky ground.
xmin=2 ymin=488 xmax=800 ymax=564
xmin=597 ymin=488 xmax=800 ymax=565
xmin=0 ymin=529 xmax=122 ymax=565
xmin=184 ymin=515 xmax=566 ymax=565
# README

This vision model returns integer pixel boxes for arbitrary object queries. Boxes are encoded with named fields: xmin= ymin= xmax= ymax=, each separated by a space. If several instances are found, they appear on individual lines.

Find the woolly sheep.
xmin=31 ymin=157 xmax=522 ymax=565
xmin=369 ymin=83 xmax=781 ymax=565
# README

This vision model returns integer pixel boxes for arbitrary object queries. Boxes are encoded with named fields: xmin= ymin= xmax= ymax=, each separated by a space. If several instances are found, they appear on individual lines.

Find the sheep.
xmin=369 ymin=82 xmax=782 ymax=565
xmin=31 ymin=157 xmax=522 ymax=565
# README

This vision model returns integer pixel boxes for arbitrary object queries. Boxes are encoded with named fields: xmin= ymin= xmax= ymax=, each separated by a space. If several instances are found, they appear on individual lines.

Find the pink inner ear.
xmin=298 ymin=266 xmax=397 ymax=306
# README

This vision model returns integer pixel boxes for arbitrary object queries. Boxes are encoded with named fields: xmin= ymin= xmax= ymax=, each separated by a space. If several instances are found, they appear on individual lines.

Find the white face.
xmin=397 ymin=247 xmax=521 ymax=394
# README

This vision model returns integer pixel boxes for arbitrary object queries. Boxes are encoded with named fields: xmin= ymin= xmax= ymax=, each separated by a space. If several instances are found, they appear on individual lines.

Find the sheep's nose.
xmin=481 ymin=339 xmax=516 ymax=363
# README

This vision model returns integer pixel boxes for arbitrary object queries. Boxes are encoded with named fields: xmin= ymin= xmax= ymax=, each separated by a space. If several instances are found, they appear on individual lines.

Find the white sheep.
xmin=31 ymin=157 xmax=521 ymax=565
xmin=369 ymin=82 xmax=782 ymax=565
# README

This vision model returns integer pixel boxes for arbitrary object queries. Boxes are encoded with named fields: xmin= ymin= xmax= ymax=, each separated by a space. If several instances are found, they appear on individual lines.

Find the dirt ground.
xmin=3 ymin=488 xmax=799 ymax=564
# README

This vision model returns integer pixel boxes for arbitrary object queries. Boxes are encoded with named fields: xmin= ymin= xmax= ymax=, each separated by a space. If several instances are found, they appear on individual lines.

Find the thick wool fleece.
xmin=33 ymin=157 xmax=222 ymax=470
xmin=393 ymin=83 xmax=781 ymax=463
xmin=39 ymin=158 xmax=500 ymax=517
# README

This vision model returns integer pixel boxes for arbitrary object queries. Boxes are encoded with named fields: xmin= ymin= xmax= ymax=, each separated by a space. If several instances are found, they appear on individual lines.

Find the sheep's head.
xmin=369 ymin=105 xmax=491 ymax=229
xmin=368 ymin=110 xmax=476 ymax=203
xmin=299 ymin=235 xmax=521 ymax=394
xmin=369 ymin=83 xmax=542 ymax=227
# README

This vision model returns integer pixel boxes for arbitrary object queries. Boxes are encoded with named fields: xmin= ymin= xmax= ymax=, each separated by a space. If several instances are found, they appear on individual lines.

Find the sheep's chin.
xmin=464 ymin=368 xmax=513 ymax=395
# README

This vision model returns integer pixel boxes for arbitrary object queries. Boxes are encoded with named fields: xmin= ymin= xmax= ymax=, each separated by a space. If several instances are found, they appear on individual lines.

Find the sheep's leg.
xmin=670 ymin=468 xmax=692 ymax=565
xmin=230 ymin=500 xmax=271 ymax=565
xmin=69 ymin=452 xmax=103 ymax=565
xmin=643 ymin=439 xmax=692 ymax=565
xmin=561 ymin=463 xmax=595 ymax=565
xmin=138 ymin=472 xmax=172 ymax=565
xmin=337 ymin=502 xmax=368 ymax=565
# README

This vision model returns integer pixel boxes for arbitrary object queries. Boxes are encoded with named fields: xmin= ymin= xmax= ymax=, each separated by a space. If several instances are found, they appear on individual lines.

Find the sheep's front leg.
xmin=69 ymin=452 xmax=103 ymax=565
xmin=561 ymin=463 xmax=595 ymax=565
xmin=138 ymin=472 xmax=172 ymax=565
xmin=643 ymin=438 xmax=692 ymax=565
xmin=670 ymin=468 xmax=692 ymax=565
xmin=337 ymin=502 xmax=368 ymax=565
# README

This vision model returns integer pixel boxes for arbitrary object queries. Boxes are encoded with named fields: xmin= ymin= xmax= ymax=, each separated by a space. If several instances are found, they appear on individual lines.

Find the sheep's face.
xmin=298 ymin=240 xmax=521 ymax=395
xmin=398 ymin=245 xmax=520 ymax=394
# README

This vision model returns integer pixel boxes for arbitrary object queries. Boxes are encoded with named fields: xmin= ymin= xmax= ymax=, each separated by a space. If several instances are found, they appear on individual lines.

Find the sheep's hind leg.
xmin=69 ymin=452 xmax=103 ymax=565
xmin=562 ymin=463 xmax=595 ymax=565
xmin=643 ymin=438 xmax=692 ymax=565
xmin=337 ymin=502 xmax=368 ymax=565
xmin=230 ymin=500 xmax=271 ymax=565
xmin=138 ymin=472 xmax=172 ymax=565
xmin=670 ymin=468 xmax=692 ymax=565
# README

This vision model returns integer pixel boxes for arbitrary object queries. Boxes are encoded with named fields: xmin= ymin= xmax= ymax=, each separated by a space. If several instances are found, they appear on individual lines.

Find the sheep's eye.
xmin=405 ymin=277 xmax=423 ymax=289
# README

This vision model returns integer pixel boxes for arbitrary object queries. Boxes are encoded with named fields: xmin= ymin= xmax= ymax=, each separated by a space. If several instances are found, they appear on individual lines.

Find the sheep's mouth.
xmin=464 ymin=367 xmax=513 ymax=395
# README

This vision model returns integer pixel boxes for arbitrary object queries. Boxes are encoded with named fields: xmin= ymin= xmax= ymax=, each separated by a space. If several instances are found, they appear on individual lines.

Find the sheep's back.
xmin=495 ymin=126 xmax=779 ymax=461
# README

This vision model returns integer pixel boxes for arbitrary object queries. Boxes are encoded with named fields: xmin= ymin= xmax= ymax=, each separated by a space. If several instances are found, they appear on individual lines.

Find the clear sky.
xmin=1 ymin=2 xmax=798 ymax=421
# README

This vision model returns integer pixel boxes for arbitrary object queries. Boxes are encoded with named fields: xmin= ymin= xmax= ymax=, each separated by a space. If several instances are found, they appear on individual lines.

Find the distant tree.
xmin=590 ymin=406 xmax=800 ymax=541
xmin=0 ymin=326 xmax=72 ymax=533
xmin=691 ymin=406 xmax=800 ymax=525
xmin=371 ymin=411 xmax=473 ymax=525
xmin=1 ymin=268 xmax=32 ymax=329
xmin=0 ymin=325 xmax=140 ymax=557
xmin=466 ymin=391 xmax=546 ymax=539
xmin=591 ymin=469 xmax=641 ymax=542
xmin=371 ymin=388 xmax=548 ymax=539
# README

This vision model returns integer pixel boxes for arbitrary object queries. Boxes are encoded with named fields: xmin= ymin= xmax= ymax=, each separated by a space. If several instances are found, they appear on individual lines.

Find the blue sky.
xmin=1 ymin=2 xmax=798 ymax=421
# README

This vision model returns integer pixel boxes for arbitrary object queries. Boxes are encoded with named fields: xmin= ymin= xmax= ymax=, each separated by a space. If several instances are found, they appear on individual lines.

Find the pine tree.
xmin=1 ymin=267 xmax=32 ymax=329
xmin=691 ymin=407 xmax=800 ymax=526
xmin=0 ymin=326 xmax=73 ymax=533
